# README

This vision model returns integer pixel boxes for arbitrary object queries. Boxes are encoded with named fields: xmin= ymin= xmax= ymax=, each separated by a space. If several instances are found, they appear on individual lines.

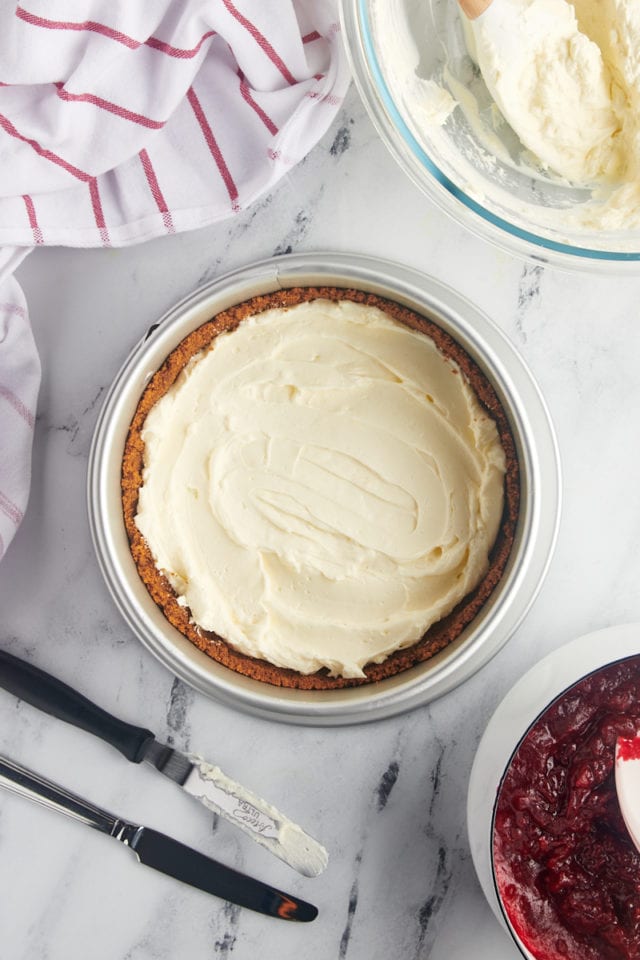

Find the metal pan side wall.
xmin=87 ymin=252 xmax=560 ymax=725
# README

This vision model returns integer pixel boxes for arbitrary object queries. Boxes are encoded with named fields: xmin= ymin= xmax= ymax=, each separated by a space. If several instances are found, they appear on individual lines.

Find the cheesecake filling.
xmin=135 ymin=299 xmax=506 ymax=679
xmin=467 ymin=0 xmax=640 ymax=186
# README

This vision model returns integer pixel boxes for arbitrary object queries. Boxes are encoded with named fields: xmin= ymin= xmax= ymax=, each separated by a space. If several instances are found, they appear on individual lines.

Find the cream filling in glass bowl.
xmin=135 ymin=298 xmax=506 ymax=679
xmin=465 ymin=0 xmax=640 ymax=224
xmin=344 ymin=0 xmax=640 ymax=260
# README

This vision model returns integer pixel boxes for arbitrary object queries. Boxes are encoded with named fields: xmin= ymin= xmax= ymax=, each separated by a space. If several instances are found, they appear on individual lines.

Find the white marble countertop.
xmin=2 ymin=83 xmax=640 ymax=960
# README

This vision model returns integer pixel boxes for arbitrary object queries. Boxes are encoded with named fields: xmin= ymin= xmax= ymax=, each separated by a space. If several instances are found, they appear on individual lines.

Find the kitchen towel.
xmin=0 ymin=0 xmax=350 ymax=560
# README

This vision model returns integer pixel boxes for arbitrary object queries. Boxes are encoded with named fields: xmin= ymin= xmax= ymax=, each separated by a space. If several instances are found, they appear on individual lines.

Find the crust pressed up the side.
xmin=121 ymin=287 xmax=520 ymax=690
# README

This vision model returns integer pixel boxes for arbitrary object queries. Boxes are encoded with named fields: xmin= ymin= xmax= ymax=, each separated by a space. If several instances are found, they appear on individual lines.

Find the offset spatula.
xmin=0 ymin=650 xmax=327 ymax=877
xmin=0 ymin=753 xmax=317 ymax=921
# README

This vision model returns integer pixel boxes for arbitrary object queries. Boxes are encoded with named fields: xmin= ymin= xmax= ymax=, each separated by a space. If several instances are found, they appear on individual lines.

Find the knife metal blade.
xmin=0 ymin=753 xmax=317 ymax=921
xmin=0 ymin=649 xmax=327 ymax=877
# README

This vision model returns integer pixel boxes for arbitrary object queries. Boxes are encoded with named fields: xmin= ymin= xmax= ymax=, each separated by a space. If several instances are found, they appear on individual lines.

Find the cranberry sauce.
xmin=493 ymin=656 xmax=640 ymax=960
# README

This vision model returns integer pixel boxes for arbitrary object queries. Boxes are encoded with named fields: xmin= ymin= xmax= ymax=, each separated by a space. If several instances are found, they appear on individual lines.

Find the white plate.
xmin=467 ymin=622 xmax=640 ymax=944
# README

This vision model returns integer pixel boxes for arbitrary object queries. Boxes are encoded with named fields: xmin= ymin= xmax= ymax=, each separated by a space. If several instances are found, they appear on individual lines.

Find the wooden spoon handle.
xmin=458 ymin=0 xmax=493 ymax=19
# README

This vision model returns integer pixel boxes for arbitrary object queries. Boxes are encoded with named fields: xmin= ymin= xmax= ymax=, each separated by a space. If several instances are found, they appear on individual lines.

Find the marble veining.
xmin=272 ymin=207 xmax=317 ymax=257
xmin=165 ymin=678 xmax=194 ymax=749
xmin=213 ymin=900 xmax=242 ymax=958
xmin=1 ymin=82 xmax=640 ymax=959
xmin=329 ymin=122 xmax=354 ymax=157
xmin=514 ymin=263 xmax=545 ymax=343
xmin=339 ymin=851 xmax=362 ymax=958
xmin=375 ymin=760 xmax=400 ymax=811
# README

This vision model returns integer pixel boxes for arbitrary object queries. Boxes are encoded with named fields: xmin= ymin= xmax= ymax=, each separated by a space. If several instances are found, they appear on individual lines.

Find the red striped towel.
xmin=0 ymin=249 xmax=40 ymax=561
xmin=0 ymin=0 xmax=350 ymax=561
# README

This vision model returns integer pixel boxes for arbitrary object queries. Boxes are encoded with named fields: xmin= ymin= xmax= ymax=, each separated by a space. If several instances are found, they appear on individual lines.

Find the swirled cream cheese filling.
xmin=135 ymin=299 xmax=506 ymax=679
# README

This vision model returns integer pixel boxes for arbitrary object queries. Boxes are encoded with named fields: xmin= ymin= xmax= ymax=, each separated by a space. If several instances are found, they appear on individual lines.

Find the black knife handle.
xmin=0 ymin=649 xmax=155 ymax=763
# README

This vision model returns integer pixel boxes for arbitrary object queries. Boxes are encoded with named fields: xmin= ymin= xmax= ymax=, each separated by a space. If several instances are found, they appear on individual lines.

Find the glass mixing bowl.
xmin=340 ymin=0 xmax=640 ymax=269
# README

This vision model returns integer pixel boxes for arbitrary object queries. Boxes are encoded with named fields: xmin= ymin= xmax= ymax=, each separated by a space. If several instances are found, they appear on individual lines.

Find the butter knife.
xmin=0 ymin=753 xmax=317 ymax=921
xmin=0 ymin=650 xmax=327 ymax=877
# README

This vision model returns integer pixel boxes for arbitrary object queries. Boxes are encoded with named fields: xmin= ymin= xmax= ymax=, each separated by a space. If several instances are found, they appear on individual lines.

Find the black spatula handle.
xmin=0 ymin=648 xmax=155 ymax=763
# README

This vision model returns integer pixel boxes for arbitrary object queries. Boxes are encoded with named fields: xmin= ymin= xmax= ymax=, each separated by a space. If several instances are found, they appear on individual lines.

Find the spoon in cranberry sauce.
xmin=615 ymin=733 xmax=640 ymax=852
